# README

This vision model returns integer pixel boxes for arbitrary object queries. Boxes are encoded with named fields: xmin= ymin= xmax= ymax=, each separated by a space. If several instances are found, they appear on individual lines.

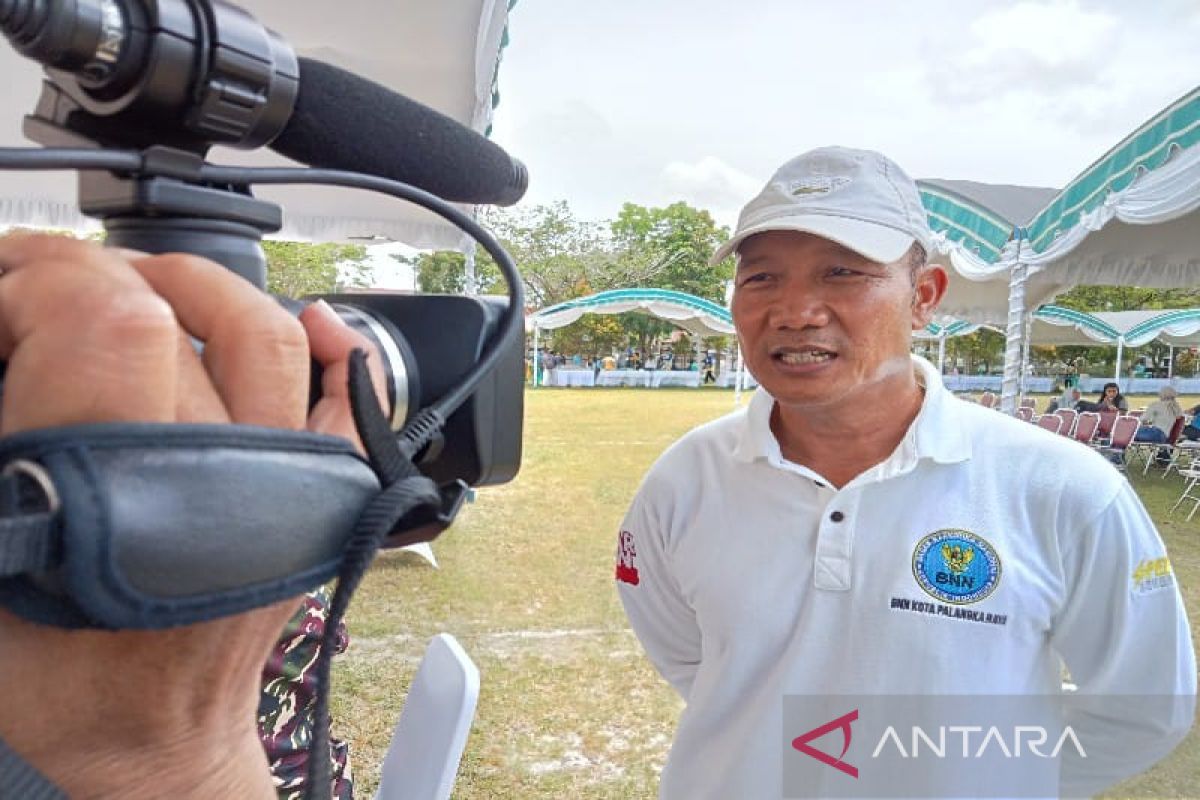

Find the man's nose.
xmin=767 ymin=289 xmax=831 ymax=330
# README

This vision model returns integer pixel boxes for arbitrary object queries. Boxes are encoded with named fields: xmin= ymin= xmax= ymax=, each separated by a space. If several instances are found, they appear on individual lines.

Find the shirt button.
xmin=830 ymin=511 xmax=844 ymax=522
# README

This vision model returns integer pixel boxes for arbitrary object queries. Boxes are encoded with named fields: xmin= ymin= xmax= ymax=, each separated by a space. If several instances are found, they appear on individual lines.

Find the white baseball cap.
xmin=710 ymin=146 xmax=935 ymax=266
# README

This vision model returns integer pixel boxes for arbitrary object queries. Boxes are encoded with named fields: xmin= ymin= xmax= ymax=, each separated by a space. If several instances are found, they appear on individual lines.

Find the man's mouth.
xmin=771 ymin=347 xmax=837 ymax=366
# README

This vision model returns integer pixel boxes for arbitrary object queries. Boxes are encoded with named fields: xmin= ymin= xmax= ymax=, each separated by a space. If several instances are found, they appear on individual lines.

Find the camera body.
xmin=3 ymin=0 xmax=526 ymax=495
xmin=321 ymin=291 xmax=524 ymax=487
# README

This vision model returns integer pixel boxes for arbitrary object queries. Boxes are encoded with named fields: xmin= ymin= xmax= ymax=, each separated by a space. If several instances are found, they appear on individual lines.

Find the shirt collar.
xmin=731 ymin=355 xmax=972 ymax=468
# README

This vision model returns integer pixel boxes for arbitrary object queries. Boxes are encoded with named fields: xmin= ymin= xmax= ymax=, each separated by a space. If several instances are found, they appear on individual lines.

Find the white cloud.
xmin=926 ymin=0 xmax=1120 ymax=104
xmin=968 ymin=1 xmax=1119 ymax=68
xmin=657 ymin=157 xmax=762 ymax=228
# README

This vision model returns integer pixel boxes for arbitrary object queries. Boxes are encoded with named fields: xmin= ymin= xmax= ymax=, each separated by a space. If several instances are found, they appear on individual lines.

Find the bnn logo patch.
xmin=912 ymin=529 xmax=1001 ymax=605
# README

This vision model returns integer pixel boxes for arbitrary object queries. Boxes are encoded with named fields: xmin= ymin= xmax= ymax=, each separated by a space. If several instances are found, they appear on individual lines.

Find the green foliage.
xmin=404 ymin=250 xmax=504 ymax=295
xmin=387 ymin=200 xmax=738 ymax=360
xmin=1052 ymin=285 xmax=1200 ymax=312
xmin=548 ymin=315 xmax=627 ymax=359
xmin=482 ymin=201 xmax=610 ymax=308
xmin=609 ymin=201 xmax=733 ymax=303
xmin=263 ymin=240 xmax=371 ymax=298
xmin=944 ymin=328 xmax=1006 ymax=374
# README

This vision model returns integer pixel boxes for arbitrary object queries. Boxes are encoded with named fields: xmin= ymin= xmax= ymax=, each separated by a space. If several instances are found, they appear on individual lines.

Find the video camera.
xmin=0 ymin=0 xmax=526 ymax=497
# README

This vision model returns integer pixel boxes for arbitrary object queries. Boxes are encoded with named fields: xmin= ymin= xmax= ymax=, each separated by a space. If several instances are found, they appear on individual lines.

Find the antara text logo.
xmin=792 ymin=709 xmax=1086 ymax=778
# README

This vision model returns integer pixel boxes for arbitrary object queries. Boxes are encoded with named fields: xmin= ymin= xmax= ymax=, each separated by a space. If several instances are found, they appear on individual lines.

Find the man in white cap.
xmin=615 ymin=147 xmax=1195 ymax=799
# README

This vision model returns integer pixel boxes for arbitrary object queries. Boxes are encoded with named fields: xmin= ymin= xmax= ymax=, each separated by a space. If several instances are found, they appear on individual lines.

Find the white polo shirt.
xmin=616 ymin=357 xmax=1195 ymax=799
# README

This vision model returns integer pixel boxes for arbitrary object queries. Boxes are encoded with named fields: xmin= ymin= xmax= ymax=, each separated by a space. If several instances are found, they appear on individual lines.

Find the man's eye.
xmin=739 ymin=273 xmax=770 ymax=285
xmin=829 ymin=266 xmax=860 ymax=277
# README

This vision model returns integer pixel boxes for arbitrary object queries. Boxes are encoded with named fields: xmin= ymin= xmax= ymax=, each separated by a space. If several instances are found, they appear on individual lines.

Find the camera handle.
xmin=24 ymin=106 xmax=279 ymax=288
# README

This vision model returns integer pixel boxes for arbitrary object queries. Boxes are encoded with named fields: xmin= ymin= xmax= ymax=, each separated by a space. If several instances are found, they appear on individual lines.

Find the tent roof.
xmin=0 ymin=0 xmax=514 ymax=250
xmin=926 ymin=306 xmax=1200 ymax=348
xmin=923 ymin=86 xmax=1200 ymax=326
xmin=529 ymin=288 xmax=735 ymax=338
xmin=921 ymin=179 xmax=1057 ymax=228
xmin=1025 ymin=87 xmax=1200 ymax=256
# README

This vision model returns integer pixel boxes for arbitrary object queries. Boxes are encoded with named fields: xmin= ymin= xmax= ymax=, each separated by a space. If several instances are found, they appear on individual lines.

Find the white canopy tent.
xmin=919 ymin=306 xmax=1200 ymax=392
xmin=526 ymin=288 xmax=746 ymax=393
xmin=0 ymin=0 xmax=514 ymax=250
xmin=924 ymin=88 xmax=1200 ymax=413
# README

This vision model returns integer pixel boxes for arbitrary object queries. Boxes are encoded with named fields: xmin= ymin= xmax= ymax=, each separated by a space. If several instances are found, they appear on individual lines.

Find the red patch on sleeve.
xmin=615 ymin=529 xmax=640 ymax=586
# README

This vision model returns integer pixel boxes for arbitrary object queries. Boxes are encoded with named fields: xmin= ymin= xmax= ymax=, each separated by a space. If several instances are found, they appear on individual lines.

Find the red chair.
xmin=1095 ymin=410 xmax=1119 ymax=444
xmin=1072 ymin=412 xmax=1100 ymax=444
xmin=980 ymin=392 xmax=997 ymax=409
xmin=1037 ymin=415 xmax=1063 ymax=435
xmin=1020 ymin=398 xmax=1037 ymax=411
xmin=1054 ymin=409 xmax=1077 ymax=437
xmin=1096 ymin=416 xmax=1140 ymax=470
xmin=1015 ymin=406 xmax=1034 ymax=422
xmin=1131 ymin=416 xmax=1187 ymax=476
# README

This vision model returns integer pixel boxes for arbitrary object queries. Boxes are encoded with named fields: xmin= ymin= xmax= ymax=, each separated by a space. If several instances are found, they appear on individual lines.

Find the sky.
xmin=485 ymin=0 xmax=1200 ymax=231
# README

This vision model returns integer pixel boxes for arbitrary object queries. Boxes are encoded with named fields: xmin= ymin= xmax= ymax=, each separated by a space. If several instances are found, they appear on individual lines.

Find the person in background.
xmin=1182 ymin=403 xmax=1200 ymax=442
xmin=1056 ymin=382 xmax=1081 ymax=412
xmin=1095 ymin=381 xmax=1129 ymax=413
xmin=1135 ymin=386 xmax=1184 ymax=446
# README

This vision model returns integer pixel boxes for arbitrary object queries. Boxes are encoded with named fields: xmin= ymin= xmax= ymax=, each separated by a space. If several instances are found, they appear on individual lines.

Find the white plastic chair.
xmin=398 ymin=542 xmax=439 ymax=568
xmin=375 ymin=634 xmax=480 ymax=800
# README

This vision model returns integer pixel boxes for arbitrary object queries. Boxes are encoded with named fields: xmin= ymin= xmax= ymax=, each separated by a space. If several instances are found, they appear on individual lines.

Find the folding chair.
xmin=1135 ymin=417 xmax=1187 ymax=477
xmin=1168 ymin=463 xmax=1200 ymax=522
xmin=1094 ymin=411 xmax=1119 ymax=445
xmin=1015 ymin=406 xmax=1034 ymax=423
xmin=1096 ymin=416 xmax=1140 ymax=472
xmin=979 ymin=392 xmax=997 ymax=409
xmin=1072 ymin=412 xmax=1100 ymax=445
xmin=1020 ymin=398 xmax=1037 ymax=411
xmin=1163 ymin=438 xmax=1200 ymax=479
xmin=375 ymin=634 xmax=480 ymax=800
xmin=1036 ymin=415 xmax=1063 ymax=436
xmin=1054 ymin=409 xmax=1077 ymax=437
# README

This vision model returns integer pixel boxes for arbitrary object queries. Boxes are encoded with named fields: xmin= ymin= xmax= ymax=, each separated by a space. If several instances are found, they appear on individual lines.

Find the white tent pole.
xmin=1168 ymin=344 xmax=1175 ymax=378
xmin=999 ymin=259 xmax=1028 ymax=414
xmin=1019 ymin=310 xmax=1034 ymax=406
xmin=532 ymin=323 xmax=540 ymax=387
xmin=734 ymin=345 xmax=745 ymax=406
xmin=464 ymin=243 xmax=478 ymax=297
xmin=937 ymin=333 xmax=946 ymax=376
xmin=1114 ymin=337 xmax=1124 ymax=385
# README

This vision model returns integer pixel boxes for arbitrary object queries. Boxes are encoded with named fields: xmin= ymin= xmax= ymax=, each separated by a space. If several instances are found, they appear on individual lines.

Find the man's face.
xmin=731 ymin=230 xmax=945 ymax=409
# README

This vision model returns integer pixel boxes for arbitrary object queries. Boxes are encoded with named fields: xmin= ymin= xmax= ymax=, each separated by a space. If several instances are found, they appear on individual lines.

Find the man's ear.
xmin=911 ymin=263 xmax=948 ymax=329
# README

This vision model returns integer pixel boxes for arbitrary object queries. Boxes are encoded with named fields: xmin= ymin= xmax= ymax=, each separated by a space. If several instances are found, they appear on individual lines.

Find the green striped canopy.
xmin=530 ymin=289 xmax=735 ymax=337
xmin=918 ymin=184 xmax=1016 ymax=265
xmin=1026 ymin=88 xmax=1200 ymax=255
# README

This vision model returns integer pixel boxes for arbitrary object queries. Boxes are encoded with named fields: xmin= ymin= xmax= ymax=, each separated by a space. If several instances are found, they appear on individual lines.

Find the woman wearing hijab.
xmin=1135 ymin=386 xmax=1184 ymax=444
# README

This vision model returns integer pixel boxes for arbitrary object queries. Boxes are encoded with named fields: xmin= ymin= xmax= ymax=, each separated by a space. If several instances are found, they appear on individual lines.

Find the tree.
xmin=478 ymin=201 xmax=612 ymax=309
xmin=263 ymin=241 xmax=371 ymax=297
xmin=609 ymin=201 xmax=733 ymax=303
xmin=1052 ymin=285 xmax=1200 ymax=312
xmin=547 ymin=315 xmax=627 ymax=359
xmin=403 ymin=250 xmax=504 ymax=295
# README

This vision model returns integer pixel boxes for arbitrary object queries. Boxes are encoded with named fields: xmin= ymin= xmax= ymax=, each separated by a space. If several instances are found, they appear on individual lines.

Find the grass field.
xmin=332 ymin=388 xmax=1200 ymax=799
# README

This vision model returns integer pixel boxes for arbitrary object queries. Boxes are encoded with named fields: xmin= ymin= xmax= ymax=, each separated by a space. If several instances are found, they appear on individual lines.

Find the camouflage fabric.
xmin=259 ymin=584 xmax=354 ymax=800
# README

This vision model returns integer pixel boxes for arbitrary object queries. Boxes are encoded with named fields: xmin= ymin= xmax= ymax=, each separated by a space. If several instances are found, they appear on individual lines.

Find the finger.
xmin=167 ymin=327 xmax=230 ymax=424
xmin=299 ymin=300 xmax=389 ymax=449
xmin=0 ymin=237 xmax=180 ymax=432
xmin=129 ymin=254 xmax=310 ymax=430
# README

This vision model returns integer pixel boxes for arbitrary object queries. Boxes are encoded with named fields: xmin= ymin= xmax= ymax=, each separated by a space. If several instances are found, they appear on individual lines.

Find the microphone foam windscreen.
xmin=271 ymin=57 xmax=527 ymax=206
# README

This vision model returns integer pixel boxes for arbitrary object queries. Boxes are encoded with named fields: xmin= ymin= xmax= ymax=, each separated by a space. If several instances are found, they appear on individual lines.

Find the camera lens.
xmin=329 ymin=303 xmax=420 ymax=432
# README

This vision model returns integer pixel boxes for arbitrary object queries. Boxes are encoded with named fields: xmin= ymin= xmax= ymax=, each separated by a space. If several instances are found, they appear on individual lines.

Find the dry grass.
xmin=331 ymin=388 xmax=1199 ymax=799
